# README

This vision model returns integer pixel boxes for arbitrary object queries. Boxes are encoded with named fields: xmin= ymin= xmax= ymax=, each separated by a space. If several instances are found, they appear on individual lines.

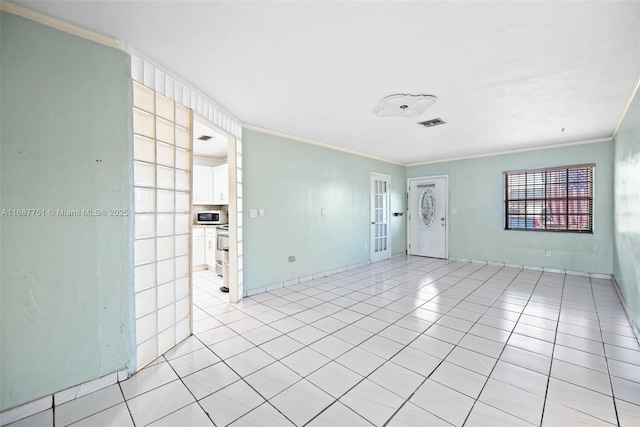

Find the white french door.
xmin=370 ymin=173 xmax=391 ymax=262
xmin=408 ymin=176 xmax=448 ymax=259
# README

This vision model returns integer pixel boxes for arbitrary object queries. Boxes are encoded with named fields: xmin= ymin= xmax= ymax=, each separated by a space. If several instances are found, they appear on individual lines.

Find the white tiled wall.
xmin=229 ymin=137 xmax=244 ymax=302
xmin=132 ymin=82 xmax=192 ymax=370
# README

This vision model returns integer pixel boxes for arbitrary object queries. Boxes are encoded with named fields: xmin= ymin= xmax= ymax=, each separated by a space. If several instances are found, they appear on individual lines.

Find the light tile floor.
xmin=11 ymin=256 xmax=640 ymax=426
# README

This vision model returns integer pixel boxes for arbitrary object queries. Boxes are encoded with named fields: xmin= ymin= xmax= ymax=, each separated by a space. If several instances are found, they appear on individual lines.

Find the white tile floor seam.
xmin=8 ymin=256 xmax=640 ymax=426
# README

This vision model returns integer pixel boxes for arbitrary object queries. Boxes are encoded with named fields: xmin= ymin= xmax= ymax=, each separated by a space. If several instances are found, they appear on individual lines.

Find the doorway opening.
xmin=191 ymin=114 xmax=234 ymax=311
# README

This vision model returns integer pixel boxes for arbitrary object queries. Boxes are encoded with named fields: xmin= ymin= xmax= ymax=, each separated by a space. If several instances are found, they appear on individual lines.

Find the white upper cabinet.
xmin=193 ymin=165 xmax=214 ymax=205
xmin=213 ymin=164 xmax=229 ymax=205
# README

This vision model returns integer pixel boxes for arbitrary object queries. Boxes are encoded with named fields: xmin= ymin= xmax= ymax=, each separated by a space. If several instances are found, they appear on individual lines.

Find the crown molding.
xmin=612 ymin=73 xmax=640 ymax=139
xmin=242 ymin=124 xmax=405 ymax=166
xmin=1 ymin=0 xmax=122 ymax=49
xmin=406 ymin=137 xmax=612 ymax=167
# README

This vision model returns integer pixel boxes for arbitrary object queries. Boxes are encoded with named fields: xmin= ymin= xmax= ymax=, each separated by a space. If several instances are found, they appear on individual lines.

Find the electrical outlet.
xmin=288 ymin=255 xmax=296 ymax=263
xmin=545 ymin=250 xmax=552 ymax=257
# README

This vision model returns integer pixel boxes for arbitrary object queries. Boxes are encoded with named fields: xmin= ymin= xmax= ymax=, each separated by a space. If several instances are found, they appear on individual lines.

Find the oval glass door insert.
xmin=420 ymin=188 xmax=435 ymax=227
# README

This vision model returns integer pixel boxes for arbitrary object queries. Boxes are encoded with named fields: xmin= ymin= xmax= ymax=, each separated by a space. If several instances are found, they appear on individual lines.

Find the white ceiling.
xmin=193 ymin=115 xmax=228 ymax=158
xmin=14 ymin=1 xmax=640 ymax=165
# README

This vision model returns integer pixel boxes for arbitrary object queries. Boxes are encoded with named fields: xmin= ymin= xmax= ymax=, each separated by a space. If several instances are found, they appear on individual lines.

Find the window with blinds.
xmin=504 ymin=165 xmax=594 ymax=233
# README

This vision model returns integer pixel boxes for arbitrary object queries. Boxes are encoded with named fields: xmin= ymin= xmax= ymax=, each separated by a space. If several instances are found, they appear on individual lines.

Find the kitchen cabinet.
xmin=193 ymin=165 xmax=214 ymax=205
xmin=205 ymin=227 xmax=217 ymax=268
xmin=213 ymin=164 xmax=229 ymax=205
xmin=192 ymin=227 xmax=206 ymax=268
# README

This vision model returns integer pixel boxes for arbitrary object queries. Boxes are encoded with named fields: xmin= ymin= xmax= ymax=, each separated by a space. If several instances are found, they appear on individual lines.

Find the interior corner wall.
xmin=613 ymin=84 xmax=640 ymax=334
xmin=0 ymin=12 xmax=133 ymax=411
xmin=242 ymin=129 xmax=406 ymax=292
xmin=406 ymin=141 xmax=614 ymax=274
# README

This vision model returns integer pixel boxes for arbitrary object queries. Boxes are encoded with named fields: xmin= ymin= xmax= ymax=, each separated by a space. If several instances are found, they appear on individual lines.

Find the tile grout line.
xmin=537 ymin=271 xmax=567 ymax=427
xmin=192 ymin=258 xmax=468 ymax=425
xmin=303 ymin=260 xmax=475 ymax=426
xmin=456 ymin=268 xmax=547 ymax=426
xmin=588 ymin=276 xmax=621 ymax=427
xmin=187 ymin=259 xmax=628 ymax=426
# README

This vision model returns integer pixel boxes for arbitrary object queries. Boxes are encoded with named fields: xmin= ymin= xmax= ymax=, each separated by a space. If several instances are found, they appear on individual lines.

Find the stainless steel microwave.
xmin=197 ymin=210 xmax=227 ymax=225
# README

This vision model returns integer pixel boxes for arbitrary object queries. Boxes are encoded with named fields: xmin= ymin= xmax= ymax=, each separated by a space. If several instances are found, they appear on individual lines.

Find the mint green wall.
xmin=613 ymin=86 xmax=640 ymax=332
xmin=0 ymin=13 xmax=133 ymax=411
xmin=407 ymin=142 xmax=614 ymax=274
xmin=242 ymin=129 xmax=406 ymax=291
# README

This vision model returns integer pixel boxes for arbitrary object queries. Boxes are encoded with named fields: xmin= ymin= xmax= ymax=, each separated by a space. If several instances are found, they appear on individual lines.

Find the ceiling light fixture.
xmin=374 ymin=94 xmax=437 ymax=118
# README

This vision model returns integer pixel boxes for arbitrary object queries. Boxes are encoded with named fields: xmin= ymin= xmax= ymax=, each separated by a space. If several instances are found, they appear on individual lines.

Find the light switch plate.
xmin=259 ymin=209 xmax=265 ymax=218
xmin=249 ymin=209 xmax=258 ymax=218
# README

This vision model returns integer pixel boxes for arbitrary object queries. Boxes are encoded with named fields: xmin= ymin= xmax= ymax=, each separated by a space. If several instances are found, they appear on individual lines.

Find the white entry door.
xmin=408 ymin=176 xmax=448 ymax=258
xmin=370 ymin=173 xmax=391 ymax=262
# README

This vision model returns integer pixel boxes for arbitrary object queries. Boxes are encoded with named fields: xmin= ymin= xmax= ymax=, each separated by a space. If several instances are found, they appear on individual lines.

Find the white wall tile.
xmin=176 ymin=255 xmax=189 ymax=278
xmin=175 ymin=214 xmax=190 ymax=234
xmin=175 ymin=148 xmax=189 ymax=171
xmin=175 ymin=105 xmax=190 ymax=128
xmin=176 ymin=276 xmax=189 ymax=299
xmin=156 ymin=214 xmax=174 ymax=236
xmin=155 ymin=94 xmax=174 ymax=122
xmin=157 ymin=190 xmax=174 ymax=213
xmin=157 ymin=142 xmax=175 ymax=167
xmin=175 ymin=235 xmax=189 ymax=257
xmin=136 ymin=337 xmax=158 ymax=370
xmin=176 ymin=318 xmax=190 ymax=342
xmin=134 ymin=263 xmax=156 ymax=293
xmin=176 ymin=297 xmax=190 ymax=321
xmin=135 ymin=188 xmax=155 ymax=213
xmin=157 ymin=258 xmax=175 ymax=285
xmin=134 ymin=239 xmax=155 ymax=266
xmin=157 ymin=166 xmax=174 ymax=190
xmin=134 ymin=161 xmax=155 ymax=188
xmin=156 ymin=236 xmax=175 ymax=261
xmin=136 ymin=313 xmax=157 ymax=345
xmin=135 ymin=288 xmax=156 ymax=319
xmin=134 ymin=135 xmax=155 ymax=163
xmin=175 ymin=170 xmax=190 ymax=191
xmin=175 ymin=126 xmax=190 ymax=149
xmin=175 ymin=192 xmax=189 ymax=212
xmin=158 ymin=326 xmax=176 ymax=356
xmin=157 ymin=281 xmax=175 ymax=308
xmin=158 ymin=304 xmax=175 ymax=331
xmin=133 ymin=109 xmax=155 ymax=138
xmin=135 ymin=214 xmax=155 ymax=239
xmin=156 ymin=118 xmax=175 ymax=144
xmin=133 ymin=83 xmax=155 ymax=113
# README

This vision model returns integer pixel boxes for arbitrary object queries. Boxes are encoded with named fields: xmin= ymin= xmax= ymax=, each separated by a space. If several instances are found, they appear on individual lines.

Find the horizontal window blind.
xmin=504 ymin=165 xmax=594 ymax=233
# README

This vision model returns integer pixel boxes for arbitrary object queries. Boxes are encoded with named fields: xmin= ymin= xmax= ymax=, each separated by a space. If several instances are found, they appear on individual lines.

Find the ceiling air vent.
xmin=197 ymin=135 xmax=213 ymax=141
xmin=418 ymin=118 xmax=446 ymax=128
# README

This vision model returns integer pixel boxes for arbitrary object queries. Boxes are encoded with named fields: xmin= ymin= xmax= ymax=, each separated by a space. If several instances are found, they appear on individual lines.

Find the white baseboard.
xmin=1 ymin=368 xmax=129 ymax=426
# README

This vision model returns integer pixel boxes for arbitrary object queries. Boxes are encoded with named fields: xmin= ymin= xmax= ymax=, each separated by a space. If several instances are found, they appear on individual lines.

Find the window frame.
xmin=503 ymin=164 xmax=594 ymax=233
